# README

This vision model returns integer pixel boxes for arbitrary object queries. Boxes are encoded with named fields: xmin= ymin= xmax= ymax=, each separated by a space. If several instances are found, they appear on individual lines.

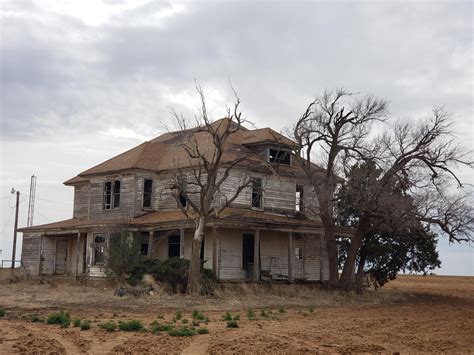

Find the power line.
xmin=1 ymin=208 xmax=15 ymax=233
xmin=35 ymin=197 xmax=72 ymax=206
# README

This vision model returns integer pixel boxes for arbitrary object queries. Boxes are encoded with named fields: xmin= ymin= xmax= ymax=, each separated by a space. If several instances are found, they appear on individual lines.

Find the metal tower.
xmin=27 ymin=175 xmax=37 ymax=227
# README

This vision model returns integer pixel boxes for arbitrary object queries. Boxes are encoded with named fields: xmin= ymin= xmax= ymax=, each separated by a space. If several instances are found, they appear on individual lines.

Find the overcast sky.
xmin=1 ymin=0 xmax=472 ymax=275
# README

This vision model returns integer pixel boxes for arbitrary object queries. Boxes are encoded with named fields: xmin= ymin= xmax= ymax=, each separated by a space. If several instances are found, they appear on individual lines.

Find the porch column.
xmin=148 ymin=231 xmax=154 ymax=258
xmin=253 ymin=230 xmax=260 ymax=282
xmin=179 ymin=228 xmax=185 ymax=258
xmin=212 ymin=227 xmax=218 ymax=276
xmin=75 ymin=232 xmax=80 ymax=277
xmin=288 ymin=232 xmax=294 ymax=283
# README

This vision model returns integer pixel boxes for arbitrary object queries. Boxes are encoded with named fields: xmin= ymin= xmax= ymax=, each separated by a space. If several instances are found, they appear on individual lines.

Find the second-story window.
xmin=269 ymin=148 xmax=291 ymax=165
xmin=251 ymin=177 xmax=263 ymax=209
xmin=103 ymin=180 xmax=120 ymax=210
xmin=296 ymin=185 xmax=304 ymax=212
xmin=143 ymin=179 xmax=153 ymax=208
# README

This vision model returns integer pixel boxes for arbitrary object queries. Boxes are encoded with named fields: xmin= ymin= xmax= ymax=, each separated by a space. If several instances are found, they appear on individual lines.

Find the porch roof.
xmin=18 ymin=208 xmax=354 ymax=236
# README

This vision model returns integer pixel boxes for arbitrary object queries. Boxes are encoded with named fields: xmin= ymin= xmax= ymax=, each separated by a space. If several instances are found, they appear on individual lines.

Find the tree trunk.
xmin=187 ymin=216 xmax=205 ymax=294
xmin=324 ymin=225 xmax=339 ymax=286
xmin=340 ymin=218 xmax=369 ymax=288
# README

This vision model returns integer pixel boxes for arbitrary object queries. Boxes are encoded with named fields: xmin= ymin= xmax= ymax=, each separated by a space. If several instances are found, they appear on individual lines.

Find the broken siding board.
xmin=73 ymin=184 xmax=90 ymax=219
xmin=20 ymin=234 xmax=41 ymax=275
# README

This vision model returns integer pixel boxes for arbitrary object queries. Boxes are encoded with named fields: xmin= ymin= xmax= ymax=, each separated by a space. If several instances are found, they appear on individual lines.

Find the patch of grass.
xmin=168 ymin=326 xmax=196 ymax=337
xmin=192 ymin=310 xmax=206 ymax=321
xmin=197 ymin=327 xmax=209 ymax=334
xmin=47 ymin=311 xmax=70 ymax=328
xmin=0 ymin=308 xmax=5 ymax=317
xmin=73 ymin=318 xmax=81 ymax=327
xmin=80 ymin=320 xmax=91 ymax=331
xmin=99 ymin=322 xmax=117 ymax=332
xmin=226 ymin=320 xmax=238 ymax=328
xmin=279 ymin=306 xmax=286 ymax=313
xmin=309 ymin=307 xmax=314 ymax=313
xmin=192 ymin=320 xmax=200 ymax=327
xmin=181 ymin=319 xmax=189 ymax=324
xmin=175 ymin=311 xmax=182 ymax=320
xmin=30 ymin=315 xmax=44 ymax=323
xmin=118 ymin=320 xmax=144 ymax=332
xmin=150 ymin=321 xmax=174 ymax=334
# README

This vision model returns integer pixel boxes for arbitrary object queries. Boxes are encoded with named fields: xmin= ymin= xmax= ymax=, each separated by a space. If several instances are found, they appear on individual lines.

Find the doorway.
xmin=242 ymin=233 xmax=254 ymax=273
xmin=55 ymin=239 xmax=68 ymax=275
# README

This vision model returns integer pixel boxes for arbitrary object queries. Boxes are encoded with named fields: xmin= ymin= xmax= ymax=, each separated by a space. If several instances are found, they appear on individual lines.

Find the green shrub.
xmin=106 ymin=230 xmax=142 ymax=282
xmin=222 ymin=312 xmax=233 ymax=321
xmin=197 ymin=327 xmax=209 ymax=334
xmin=226 ymin=320 xmax=238 ymax=328
xmin=168 ymin=326 xmax=196 ymax=337
xmin=175 ymin=311 xmax=182 ymax=320
xmin=73 ymin=318 xmax=81 ymax=327
xmin=0 ymin=308 xmax=5 ymax=317
xmin=192 ymin=310 xmax=206 ymax=321
xmin=99 ymin=322 xmax=117 ymax=332
xmin=80 ymin=320 xmax=91 ymax=331
xmin=47 ymin=311 xmax=70 ymax=328
xmin=118 ymin=320 xmax=144 ymax=332
xmin=30 ymin=315 xmax=44 ymax=323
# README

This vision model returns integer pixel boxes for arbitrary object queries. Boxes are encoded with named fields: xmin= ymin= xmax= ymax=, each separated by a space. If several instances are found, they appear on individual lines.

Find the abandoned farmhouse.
xmin=19 ymin=119 xmax=350 ymax=282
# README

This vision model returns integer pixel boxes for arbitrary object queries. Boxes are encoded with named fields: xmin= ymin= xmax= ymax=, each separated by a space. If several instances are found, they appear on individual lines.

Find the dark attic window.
xmin=269 ymin=148 xmax=291 ymax=165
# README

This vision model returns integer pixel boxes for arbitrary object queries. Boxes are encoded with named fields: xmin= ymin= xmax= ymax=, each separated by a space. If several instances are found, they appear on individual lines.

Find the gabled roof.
xmin=64 ymin=118 xmax=306 ymax=185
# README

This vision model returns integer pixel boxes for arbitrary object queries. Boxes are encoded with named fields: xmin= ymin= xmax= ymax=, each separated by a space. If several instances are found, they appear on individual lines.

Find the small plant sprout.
xmin=168 ymin=326 xmax=196 ymax=337
xmin=309 ymin=307 xmax=314 ymax=313
xmin=30 ymin=315 xmax=44 ymax=323
xmin=175 ymin=311 xmax=182 ymax=320
xmin=222 ymin=312 xmax=233 ymax=321
xmin=0 ymin=308 xmax=5 ymax=317
xmin=247 ymin=308 xmax=256 ymax=320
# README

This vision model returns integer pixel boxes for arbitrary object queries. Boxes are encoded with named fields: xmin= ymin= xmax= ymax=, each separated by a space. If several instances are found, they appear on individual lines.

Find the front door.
xmin=55 ymin=239 xmax=68 ymax=275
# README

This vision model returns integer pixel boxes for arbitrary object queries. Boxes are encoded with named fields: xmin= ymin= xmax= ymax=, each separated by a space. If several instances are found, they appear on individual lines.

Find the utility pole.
xmin=11 ymin=188 xmax=20 ymax=269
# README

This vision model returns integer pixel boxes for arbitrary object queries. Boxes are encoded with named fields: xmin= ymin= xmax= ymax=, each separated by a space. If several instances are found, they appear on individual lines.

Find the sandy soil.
xmin=0 ymin=275 xmax=472 ymax=354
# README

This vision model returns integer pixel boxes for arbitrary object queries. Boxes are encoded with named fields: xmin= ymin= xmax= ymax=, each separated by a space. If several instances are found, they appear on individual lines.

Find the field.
xmin=0 ymin=274 xmax=472 ymax=354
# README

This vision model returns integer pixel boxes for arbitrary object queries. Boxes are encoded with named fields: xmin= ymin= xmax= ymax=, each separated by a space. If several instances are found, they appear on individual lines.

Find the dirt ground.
xmin=0 ymin=274 xmax=472 ymax=354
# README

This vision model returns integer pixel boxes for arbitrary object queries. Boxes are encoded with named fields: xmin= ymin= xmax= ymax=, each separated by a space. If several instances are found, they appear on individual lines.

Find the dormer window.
xmin=103 ymin=180 xmax=120 ymax=210
xmin=143 ymin=179 xmax=153 ymax=208
xmin=269 ymin=148 xmax=291 ymax=165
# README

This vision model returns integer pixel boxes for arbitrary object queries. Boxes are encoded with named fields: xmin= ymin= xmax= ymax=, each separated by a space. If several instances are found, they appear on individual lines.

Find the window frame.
xmin=143 ymin=178 xmax=153 ymax=209
xmin=268 ymin=148 xmax=292 ymax=166
xmin=168 ymin=234 xmax=181 ymax=258
xmin=103 ymin=180 xmax=121 ymax=210
xmin=295 ymin=184 xmax=304 ymax=213
xmin=93 ymin=234 xmax=107 ymax=265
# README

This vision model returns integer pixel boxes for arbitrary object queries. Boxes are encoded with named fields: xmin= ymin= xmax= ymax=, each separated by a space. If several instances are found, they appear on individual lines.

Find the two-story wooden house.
xmin=19 ymin=119 xmax=350 ymax=281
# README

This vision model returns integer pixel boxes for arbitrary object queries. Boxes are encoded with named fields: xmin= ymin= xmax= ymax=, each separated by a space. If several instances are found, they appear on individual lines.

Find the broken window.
xmin=168 ymin=234 xmax=180 ymax=258
xmin=251 ymin=177 xmax=263 ymax=209
xmin=140 ymin=242 xmax=149 ymax=256
xmin=269 ymin=148 xmax=291 ymax=165
xmin=103 ymin=180 xmax=120 ymax=210
xmin=296 ymin=185 xmax=304 ymax=212
xmin=295 ymin=247 xmax=303 ymax=260
xmin=143 ymin=179 xmax=153 ymax=208
xmin=93 ymin=234 xmax=106 ymax=265
xmin=177 ymin=177 xmax=188 ymax=208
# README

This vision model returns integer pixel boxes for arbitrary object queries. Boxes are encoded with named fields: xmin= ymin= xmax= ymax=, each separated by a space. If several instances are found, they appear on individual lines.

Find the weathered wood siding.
xmin=260 ymin=230 xmax=290 ymax=279
xmin=218 ymin=229 xmax=247 ymax=280
xmin=40 ymin=236 xmax=56 ymax=275
xmin=89 ymin=174 xmax=135 ymax=220
xmin=264 ymin=178 xmax=296 ymax=214
xmin=73 ymin=184 xmax=90 ymax=219
xmin=20 ymin=234 xmax=41 ymax=275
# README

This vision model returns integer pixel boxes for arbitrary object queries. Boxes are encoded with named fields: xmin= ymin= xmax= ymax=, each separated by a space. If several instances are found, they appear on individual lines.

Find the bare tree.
xmin=292 ymin=90 xmax=388 ymax=286
xmin=341 ymin=108 xmax=474 ymax=287
xmin=169 ymin=83 xmax=252 ymax=294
